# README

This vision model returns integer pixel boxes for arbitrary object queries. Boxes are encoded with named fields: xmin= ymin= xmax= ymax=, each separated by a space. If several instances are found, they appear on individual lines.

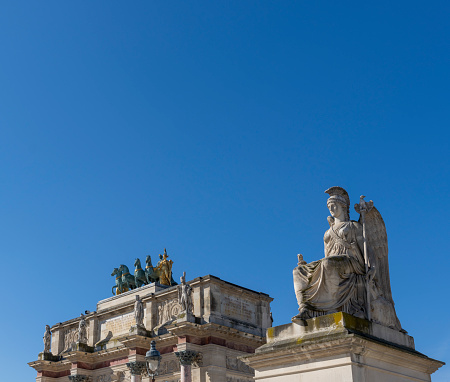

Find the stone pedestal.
xmin=241 ymin=312 xmax=444 ymax=382
xmin=37 ymin=352 xmax=59 ymax=362
xmin=74 ymin=342 xmax=94 ymax=353
xmin=177 ymin=311 xmax=196 ymax=324
xmin=129 ymin=324 xmax=148 ymax=336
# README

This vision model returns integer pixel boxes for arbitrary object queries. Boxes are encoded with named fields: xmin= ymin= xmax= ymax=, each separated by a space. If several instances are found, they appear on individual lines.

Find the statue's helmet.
xmin=325 ymin=186 xmax=350 ymax=217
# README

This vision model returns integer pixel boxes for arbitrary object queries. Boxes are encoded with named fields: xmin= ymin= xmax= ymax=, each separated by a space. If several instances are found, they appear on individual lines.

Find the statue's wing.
xmin=364 ymin=207 xmax=392 ymax=302
xmin=365 ymin=207 xmax=388 ymax=259
xmin=364 ymin=207 xmax=402 ymax=330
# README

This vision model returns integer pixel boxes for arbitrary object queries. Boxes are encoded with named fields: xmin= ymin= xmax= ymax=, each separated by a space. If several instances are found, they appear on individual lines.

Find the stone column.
xmin=175 ymin=350 xmax=200 ymax=382
xmin=126 ymin=361 xmax=146 ymax=382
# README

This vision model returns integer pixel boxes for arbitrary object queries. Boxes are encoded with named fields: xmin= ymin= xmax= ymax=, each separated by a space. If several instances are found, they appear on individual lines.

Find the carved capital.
xmin=175 ymin=350 xmax=202 ymax=366
xmin=126 ymin=361 xmax=147 ymax=376
xmin=68 ymin=376 xmax=90 ymax=382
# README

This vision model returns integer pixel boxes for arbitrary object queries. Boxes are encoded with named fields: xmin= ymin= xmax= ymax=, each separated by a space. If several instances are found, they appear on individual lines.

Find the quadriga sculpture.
xmin=293 ymin=186 xmax=402 ymax=331
xmin=110 ymin=250 xmax=178 ymax=295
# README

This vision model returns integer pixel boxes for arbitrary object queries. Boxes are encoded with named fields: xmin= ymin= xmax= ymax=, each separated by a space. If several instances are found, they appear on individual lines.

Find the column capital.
xmin=175 ymin=350 xmax=202 ymax=366
xmin=126 ymin=361 xmax=147 ymax=376
xmin=68 ymin=376 xmax=90 ymax=382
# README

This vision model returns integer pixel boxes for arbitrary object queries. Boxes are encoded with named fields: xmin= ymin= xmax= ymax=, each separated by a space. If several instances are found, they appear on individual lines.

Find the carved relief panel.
xmin=157 ymin=299 xmax=182 ymax=325
xmin=157 ymin=359 xmax=181 ymax=375
xmin=61 ymin=324 xmax=90 ymax=353
xmin=226 ymin=356 xmax=254 ymax=374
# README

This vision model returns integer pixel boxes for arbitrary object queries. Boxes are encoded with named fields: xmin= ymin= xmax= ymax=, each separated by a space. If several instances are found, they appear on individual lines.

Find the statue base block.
xmin=74 ymin=342 xmax=94 ymax=353
xmin=241 ymin=312 xmax=444 ymax=382
xmin=38 ymin=352 xmax=60 ymax=361
xmin=129 ymin=324 xmax=148 ymax=336
xmin=177 ymin=311 xmax=195 ymax=323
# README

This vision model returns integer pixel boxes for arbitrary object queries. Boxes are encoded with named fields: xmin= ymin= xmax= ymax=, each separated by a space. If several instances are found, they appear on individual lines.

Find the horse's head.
xmin=119 ymin=264 xmax=129 ymax=273
xmin=146 ymin=255 xmax=152 ymax=265
xmin=111 ymin=268 xmax=119 ymax=276
xmin=134 ymin=258 xmax=141 ymax=268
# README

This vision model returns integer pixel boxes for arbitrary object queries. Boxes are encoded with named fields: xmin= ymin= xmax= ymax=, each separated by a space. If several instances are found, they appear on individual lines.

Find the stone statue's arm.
xmin=323 ymin=228 xmax=331 ymax=257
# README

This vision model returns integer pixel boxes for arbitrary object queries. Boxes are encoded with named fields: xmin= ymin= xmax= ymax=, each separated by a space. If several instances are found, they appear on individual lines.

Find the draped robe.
xmin=293 ymin=220 xmax=368 ymax=319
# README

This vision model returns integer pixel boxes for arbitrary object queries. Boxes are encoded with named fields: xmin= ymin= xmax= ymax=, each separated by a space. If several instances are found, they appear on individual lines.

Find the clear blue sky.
xmin=1 ymin=1 xmax=449 ymax=380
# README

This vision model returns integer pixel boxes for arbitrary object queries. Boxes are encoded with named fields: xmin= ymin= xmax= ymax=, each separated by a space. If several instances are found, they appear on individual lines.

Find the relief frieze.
xmin=226 ymin=356 xmax=254 ymax=374
xmin=62 ymin=324 xmax=90 ymax=353
xmin=157 ymin=299 xmax=182 ymax=325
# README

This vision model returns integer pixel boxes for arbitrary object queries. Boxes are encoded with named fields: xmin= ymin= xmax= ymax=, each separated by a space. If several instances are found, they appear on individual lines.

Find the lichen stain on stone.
xmin=333 ymin=312 xmax=343 ymax=327
xmin=267 ymin=327 xmax=274 ymax=339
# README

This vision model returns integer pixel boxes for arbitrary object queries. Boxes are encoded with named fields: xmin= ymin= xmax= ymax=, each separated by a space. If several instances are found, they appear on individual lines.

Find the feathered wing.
xmin=364 ymin=207 xmax=391 ymax=299
xmin=363 ymin=207 xmax=402 ymax=330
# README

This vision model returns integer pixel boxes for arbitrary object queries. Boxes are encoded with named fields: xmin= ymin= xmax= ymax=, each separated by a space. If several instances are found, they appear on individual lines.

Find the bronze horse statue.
xmin=145 ymin=255 xmax=159 ymax=284
xmin=134 ymin=258 xmax=147 ymax=288
xmin=119 ymin=264 xmax=136 ymax=291
xmin=111 ymin=267 xmax=124 ymax=295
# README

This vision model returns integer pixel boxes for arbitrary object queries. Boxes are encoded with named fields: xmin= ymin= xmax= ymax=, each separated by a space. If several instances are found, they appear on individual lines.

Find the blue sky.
xmin=1 ymin=1 xmax=449 ymax=380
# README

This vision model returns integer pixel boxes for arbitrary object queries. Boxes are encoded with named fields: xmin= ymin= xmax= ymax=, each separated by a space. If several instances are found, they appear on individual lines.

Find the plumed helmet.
xmin=325 ymin=186 xmax=350 ymax=217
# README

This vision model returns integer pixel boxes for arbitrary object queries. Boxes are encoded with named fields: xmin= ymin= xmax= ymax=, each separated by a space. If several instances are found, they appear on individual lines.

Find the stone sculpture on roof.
xmin=77 ymin=314 xmax=88 ymax=344
xmin=134 ymin=295 xmax=144 ymax=327
xmin=43 ymin=325 xmax=51 ymax=353
xmin=292 ymin=186 xmax=402 ymax=330
xmin=178 ymin=271 xmax=193 ymax=314
xmin=157 ymin=249 xmax=174 ymax=286
xmin=110 ymin=248 xmax=178 ymax=295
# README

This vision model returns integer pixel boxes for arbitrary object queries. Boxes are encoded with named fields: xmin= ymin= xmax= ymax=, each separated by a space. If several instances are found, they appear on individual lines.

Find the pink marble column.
xmin=181 ymin=363 xmax=192 ymax=382
xmin=175 ymin=350 xmax=200 ymax=382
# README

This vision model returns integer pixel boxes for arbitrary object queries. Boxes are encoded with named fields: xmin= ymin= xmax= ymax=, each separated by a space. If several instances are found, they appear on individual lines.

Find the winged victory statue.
xmin=292 ymin=186 xmax=402 ymax=331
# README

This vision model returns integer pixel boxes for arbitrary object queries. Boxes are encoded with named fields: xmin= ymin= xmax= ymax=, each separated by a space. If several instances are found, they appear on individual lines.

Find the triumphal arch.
xmin=29 ymin=254 xmax=273 ymax=382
